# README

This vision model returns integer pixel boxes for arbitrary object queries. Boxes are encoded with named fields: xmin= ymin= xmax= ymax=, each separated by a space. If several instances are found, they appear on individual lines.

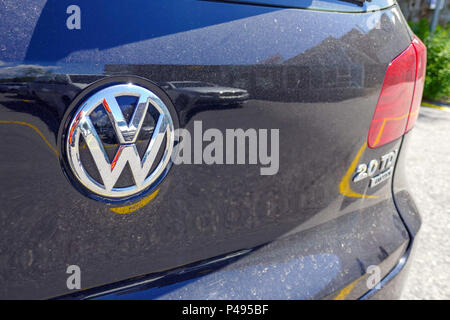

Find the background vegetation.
xmin=409 ymin=19 xmax=450 ymax=101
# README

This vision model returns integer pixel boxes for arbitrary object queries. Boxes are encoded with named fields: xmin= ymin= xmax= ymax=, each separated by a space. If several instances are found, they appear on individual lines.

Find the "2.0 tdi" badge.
xmin=353 ymin=149 xmax=398 ymax=188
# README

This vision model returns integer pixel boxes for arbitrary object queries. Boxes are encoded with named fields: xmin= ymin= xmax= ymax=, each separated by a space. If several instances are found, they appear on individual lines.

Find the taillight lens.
xmin=368 ymin=36 xmax=427 ymax=148
xmin=406 ymin=36 xmax=427 ymax=132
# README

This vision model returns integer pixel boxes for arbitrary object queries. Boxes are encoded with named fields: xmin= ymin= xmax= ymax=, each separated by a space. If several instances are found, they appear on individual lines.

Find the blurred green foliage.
xmin=409 ymin=19 xmax=449 ymax=101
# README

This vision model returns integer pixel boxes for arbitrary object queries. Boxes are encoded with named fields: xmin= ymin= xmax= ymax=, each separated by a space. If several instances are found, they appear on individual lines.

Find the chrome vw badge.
xmin=65 ymin=82 xmax=175 ymax=200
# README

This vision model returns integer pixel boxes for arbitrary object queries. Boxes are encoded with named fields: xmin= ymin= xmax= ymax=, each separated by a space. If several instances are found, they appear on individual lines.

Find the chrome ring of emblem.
xmin=66 ymin=83 xmax=174 ymax=199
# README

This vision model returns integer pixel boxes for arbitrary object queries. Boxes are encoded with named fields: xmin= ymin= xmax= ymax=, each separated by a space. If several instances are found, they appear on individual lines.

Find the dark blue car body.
xmin=0 ymin=0 xmax=421 ymax=299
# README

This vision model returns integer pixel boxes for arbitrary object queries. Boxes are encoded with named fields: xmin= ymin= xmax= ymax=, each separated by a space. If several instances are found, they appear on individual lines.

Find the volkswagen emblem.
xmin=63 ymin=78 xmax=175 ymax=201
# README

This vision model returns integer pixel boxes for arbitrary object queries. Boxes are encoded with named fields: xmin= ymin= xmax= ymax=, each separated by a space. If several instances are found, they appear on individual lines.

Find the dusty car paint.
xmin=0 ymin=0 xmax=419 ymax=299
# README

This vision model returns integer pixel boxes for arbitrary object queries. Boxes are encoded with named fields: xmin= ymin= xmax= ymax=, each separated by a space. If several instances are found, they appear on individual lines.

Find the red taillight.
xmin=406 ymin=36 xmax=427 ymax=132
xmin=368 ymin=36 xmax=427 ymax=148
